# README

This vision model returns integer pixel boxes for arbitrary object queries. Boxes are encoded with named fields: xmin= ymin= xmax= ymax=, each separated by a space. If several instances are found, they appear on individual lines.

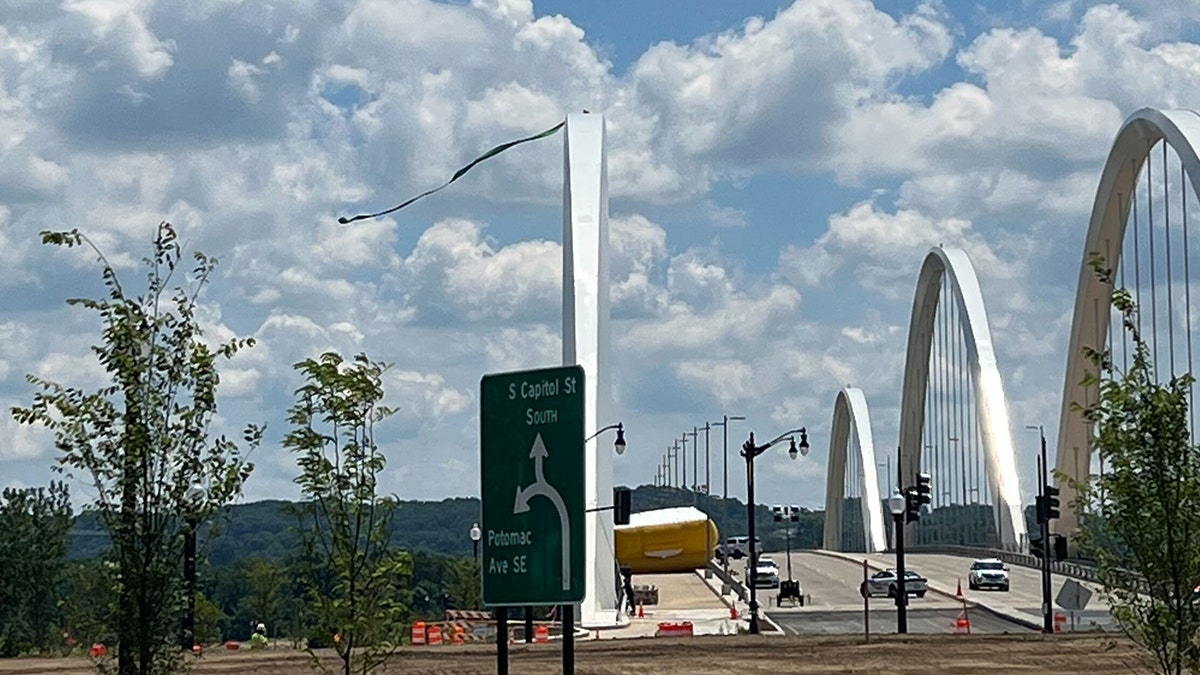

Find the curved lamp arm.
xmin=742 ymin=427 xmax=809 ymax=459
xmin=585 ymin=422 xmax=627 ymax=454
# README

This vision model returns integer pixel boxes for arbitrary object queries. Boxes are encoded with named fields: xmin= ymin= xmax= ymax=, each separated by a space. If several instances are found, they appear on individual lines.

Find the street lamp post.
xmin=742 ymin=428 xmax=809 ymax=635
xmin=888 ymin=491 xmax=908 ymax=634
xmin=689 ymin=426 xmax=699 ymax=491
xmin=470 ymin=522 xmax=482 ymax=560
xmin=672 ymin=440 xmax=680 ymax=487
xmin=680 ymin=433 xmax=688 ymax=491
xmin=181 ymin=483 xmax=206 ymax=651
xmin=711 ymin=415 xmax=745 ymax=500
xmin=703 ymin=422 xmax=711 ymax=495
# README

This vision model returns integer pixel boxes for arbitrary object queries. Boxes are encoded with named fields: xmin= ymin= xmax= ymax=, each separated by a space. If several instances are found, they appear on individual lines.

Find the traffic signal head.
xmin=1030 ymin=534 xmax=1044 ymax=558
xmin=613 ymin=487 xmax=631 ymax=526
xmin=1053 ymin=534 xmax=1068 ymax=562
xmin=904 ymin=487 xmax=921 ymax=523
xmin=915 ymin=473 xmax=932 ymax=506
xmin=789 ymin=505 xmax=800 ymax=523
xmin=1045 ymin=485 xmax=1061 ymax=520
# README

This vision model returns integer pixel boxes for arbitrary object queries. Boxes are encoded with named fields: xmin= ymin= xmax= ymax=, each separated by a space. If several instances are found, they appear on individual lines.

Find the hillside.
xmin=69 ymin=485 xmax=826 ymax=564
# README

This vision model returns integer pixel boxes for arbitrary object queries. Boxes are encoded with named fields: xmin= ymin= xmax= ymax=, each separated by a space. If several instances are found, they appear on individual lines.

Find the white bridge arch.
xmin=897 ymin=246 xmax=1027 ymax=548
xmin=1055 ymin=108 xmax=1200 ymax=538
xmin=822 ymin=386 xmax=888 ymax=553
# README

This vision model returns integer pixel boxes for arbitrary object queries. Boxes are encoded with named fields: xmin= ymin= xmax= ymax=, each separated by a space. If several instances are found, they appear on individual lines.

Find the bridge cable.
xmin=1148 ymin=141 xmax=1159 ymax=382
xmin=1182 ymin=160 xmax=1195 ymax=439
xmin=1134 ymin=158 xmax=1144 ymax=334
xmin=1164 ymin=142 xmax=1176 ymax=379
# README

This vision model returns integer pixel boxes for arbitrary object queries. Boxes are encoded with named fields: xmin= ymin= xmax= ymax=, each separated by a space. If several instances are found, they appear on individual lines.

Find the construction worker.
xmin=250 ymin=623 xmax=268 ymax=649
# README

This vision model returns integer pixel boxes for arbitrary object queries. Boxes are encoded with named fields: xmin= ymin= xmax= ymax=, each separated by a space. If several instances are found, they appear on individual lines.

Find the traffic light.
xmin=904 ymin=488 xmax=920 ymax=523
xmin=772 ymin=505 xmax=784 ymax=522
xmin=1045 ymin=485 xmax=1060 ymax=520
xmin=1053 ymin=534 xmax=1068 ymax=562
xmin=613 ymin=487 xmax=631 ymax=526
xmin=1030 ymin=534 xmax=1044 ymax=559
xmin=789 ymin=505 xmax=800 ymax=523
xmin=905 ymin=474 xmax=932 ymax=524
xmin=1036 ymin=484 xmax=1061 ymax=523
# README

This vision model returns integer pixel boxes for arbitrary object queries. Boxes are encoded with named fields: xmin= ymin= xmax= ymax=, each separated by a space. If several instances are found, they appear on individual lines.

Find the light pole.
xmin=689 ymin=426 xmax=699 ymax=491
xmin=711 ymin=415 xmax=745 ymax=500
xmin=672 ymin=440 xmax=680 ymax=487
xmin=703 ymin=422 xmax=711 ymax=495
xmin=742 ymin=427 xmax=809 ymax=634
xmin=888 ymin=491 xmax=908 ymax=634
xmin=181 ymin=483 xmax=206 ymax=651
xmin=680 ymin=433 xmax=688 ymax=491
xmin=470 ymin=522 xmax=481 ymax=560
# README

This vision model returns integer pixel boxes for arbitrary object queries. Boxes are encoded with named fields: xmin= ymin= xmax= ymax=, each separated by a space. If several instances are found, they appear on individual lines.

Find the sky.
xmin=3 ymin=0 xmax=1200 ymax=524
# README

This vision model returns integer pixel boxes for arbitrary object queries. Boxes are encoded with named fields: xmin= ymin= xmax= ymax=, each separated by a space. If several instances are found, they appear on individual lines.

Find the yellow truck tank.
xmin=614 ymin=506 xmax=719 ymax=573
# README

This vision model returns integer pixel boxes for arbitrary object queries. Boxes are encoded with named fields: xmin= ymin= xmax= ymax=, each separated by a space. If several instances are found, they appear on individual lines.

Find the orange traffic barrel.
xmin=534 ymin=624 xmax=550 ymax=643
xmin=411 ymin=621 xmax=426 ymax=646
xmin=427 ymin=625 xmax=443 ymax=646
xmin=452 ymin=625 xmax=465 ymax=645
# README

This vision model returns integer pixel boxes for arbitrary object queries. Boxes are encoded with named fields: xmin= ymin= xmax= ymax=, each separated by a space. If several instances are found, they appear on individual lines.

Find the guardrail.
xmin=708 ymin=559 xmax=748 ymax=602
xmin=904 ymin=544 xmax=1101 ymax=583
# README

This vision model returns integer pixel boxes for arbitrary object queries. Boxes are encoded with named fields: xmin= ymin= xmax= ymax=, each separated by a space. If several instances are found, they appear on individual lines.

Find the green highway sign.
xmin=480 ymin=365 xmax=585 ymax=606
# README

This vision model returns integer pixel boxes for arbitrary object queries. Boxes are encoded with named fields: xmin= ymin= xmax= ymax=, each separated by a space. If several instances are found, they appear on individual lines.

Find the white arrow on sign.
xmin=513 ymin=433 xmax=571 ymax=590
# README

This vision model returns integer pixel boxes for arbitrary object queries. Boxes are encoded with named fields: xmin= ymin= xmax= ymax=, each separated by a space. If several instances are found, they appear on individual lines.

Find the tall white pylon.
xmin=561 ymin=112 xmax=618 ymax=628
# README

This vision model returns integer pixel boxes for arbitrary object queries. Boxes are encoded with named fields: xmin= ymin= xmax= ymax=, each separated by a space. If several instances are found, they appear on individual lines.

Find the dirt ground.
xmin=0 ymin=634 xmax=1152 ymax=675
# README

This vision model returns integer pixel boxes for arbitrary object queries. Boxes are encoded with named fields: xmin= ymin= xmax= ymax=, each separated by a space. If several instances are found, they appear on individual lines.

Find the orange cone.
xmin=637 ymin=603 xmax=644 ymax=618
xmin=730 ymin=605 xmax=738 ymax=620
xmin=956 ymin=579 xmax=963 ymax=597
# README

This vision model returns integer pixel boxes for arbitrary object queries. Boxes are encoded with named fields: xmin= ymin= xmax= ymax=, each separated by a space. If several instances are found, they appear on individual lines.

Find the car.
xmin=745 ymin=557 xmax=780 ymax=589
xmin=860 ymin=569 xmax=928 ymax=598
xmin=720 ymin=536 xmax=762 ymax=560
xmin=968 ymin=558 xmax=1010 ymax=591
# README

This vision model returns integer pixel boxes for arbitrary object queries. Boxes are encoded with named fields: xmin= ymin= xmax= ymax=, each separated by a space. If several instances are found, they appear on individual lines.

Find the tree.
xmin=0 ymin=482 xmax=73 ymax=655
xmin=285 ymin=352 xmax=410 ymax=675
xmin=1071 ymin=254 xmax=1200 ymax=675
xmin=238 ymin=558 xmax=286 ymax=638
xmin=443 ymin=558 xmax=481 ymax=612
xmin=13 ymin=223 xmax=260 ymax=675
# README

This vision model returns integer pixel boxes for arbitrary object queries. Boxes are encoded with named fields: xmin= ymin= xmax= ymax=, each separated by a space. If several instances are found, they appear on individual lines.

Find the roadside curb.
xmin=809 ymin=549 xmax=1043 ymax=631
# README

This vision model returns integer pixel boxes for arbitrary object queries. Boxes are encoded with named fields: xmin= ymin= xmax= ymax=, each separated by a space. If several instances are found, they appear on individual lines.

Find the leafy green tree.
xmin=285 ymin=352 xmax=410 ymax=675
xmin=238 ymin=558 xmax=286 ymax=637
xmin=13 ymin=223 xmax=260 ymax=675
xmin=1071 ymin=254 xmax=1200 ymax=675
xmin=0 ymin=482 xmax=73 ymax=655
xmin=61 ymin=557 xmax=118 ymax=649
xmin=443 ymin=558 xmax=481 ymax=612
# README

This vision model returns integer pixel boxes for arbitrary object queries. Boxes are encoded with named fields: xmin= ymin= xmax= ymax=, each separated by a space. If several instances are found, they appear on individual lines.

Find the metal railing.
xmin=709 ymin=559 xmax=748 ymax=602
xmin=906 ymin=544 xmax=1101 ymax=583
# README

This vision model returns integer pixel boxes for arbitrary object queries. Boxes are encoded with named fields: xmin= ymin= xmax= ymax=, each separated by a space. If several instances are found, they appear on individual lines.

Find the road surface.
xmin=761 ymin=552 xmax=1031 ymax=634
xmin=848 ymin=552 xmax=1113 ymax=631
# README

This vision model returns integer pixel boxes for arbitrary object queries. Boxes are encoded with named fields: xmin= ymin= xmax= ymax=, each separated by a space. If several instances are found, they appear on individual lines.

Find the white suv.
xmin=968 ymin=558 xmax=1010 ymax=592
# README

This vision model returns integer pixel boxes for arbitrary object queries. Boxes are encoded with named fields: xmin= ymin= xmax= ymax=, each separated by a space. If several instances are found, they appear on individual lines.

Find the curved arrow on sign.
xmin=513 ymin=433 xmax=571 ymax=590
